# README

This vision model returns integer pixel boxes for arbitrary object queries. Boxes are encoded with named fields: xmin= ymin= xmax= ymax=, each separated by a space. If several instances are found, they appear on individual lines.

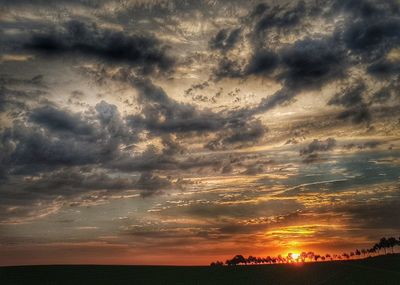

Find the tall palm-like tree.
xmin=388 ymin=237 xmax=397 ymax=253
xmin=361 ymin=249 xmax=367 ymax=256
xmin=379 ymin=237 xmax=388 ymax=254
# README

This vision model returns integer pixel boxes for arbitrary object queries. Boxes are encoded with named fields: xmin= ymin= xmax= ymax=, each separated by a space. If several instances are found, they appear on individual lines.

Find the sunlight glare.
xmin=292 ymin=253 xmax=300 ymax=260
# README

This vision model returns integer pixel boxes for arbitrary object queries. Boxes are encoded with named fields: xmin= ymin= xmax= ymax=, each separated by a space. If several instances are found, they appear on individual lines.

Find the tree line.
xmin=210 ymin=236 xmax=400 ymax=266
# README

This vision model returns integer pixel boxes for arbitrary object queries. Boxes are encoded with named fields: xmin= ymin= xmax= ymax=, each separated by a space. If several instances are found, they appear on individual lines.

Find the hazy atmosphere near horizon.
xmin=0 ymin=0 xmax=399 ymax=266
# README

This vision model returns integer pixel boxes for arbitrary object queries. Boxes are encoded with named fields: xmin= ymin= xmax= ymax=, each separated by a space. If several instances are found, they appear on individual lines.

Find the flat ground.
xmin=1 ymin=254 xmax=400 ymax=285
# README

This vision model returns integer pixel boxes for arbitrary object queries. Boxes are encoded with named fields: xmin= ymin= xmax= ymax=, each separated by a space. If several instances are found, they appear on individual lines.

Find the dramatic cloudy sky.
xmin=0 ymin=0 xmax=399 ymax=265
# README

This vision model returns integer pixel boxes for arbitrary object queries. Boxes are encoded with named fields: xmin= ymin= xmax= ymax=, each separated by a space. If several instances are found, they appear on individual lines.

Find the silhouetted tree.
xmin=247 ymin=256 xmax=255 ymax=264
xmin=372 ymin=243 xmax=380 ymax=255
xmin=215 ymin=235 xmax=400 ymax=266
xmin=226 ymin=255 xmax=247 ymax=266
xmin=210 ymin=261 xmax=223 ymax=266
xmin=379 ymin=237 xmax=388 ymax=254
xmin=388 ymin=237 xmax=397 ymax=253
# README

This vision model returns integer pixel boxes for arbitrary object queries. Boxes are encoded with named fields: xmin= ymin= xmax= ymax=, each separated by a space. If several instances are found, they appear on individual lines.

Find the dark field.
xmin=1 ymin=254 xmax=400 ymax=285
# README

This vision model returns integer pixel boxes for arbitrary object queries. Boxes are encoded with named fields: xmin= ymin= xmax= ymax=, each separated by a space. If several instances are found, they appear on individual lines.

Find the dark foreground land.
xmin=1 ymin=254 xmax=400 ymax=285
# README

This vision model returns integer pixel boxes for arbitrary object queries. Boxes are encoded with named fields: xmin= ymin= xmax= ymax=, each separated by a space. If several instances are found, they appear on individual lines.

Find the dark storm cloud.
xmin=371 ymin=85 xmax=397 ymax=104
xmin=128 ymin=78 xmax=224 ymax=134
xmin=108 ymin=143 xmax=223 ymax=174
xmin=301 ymin=153 xmax=323 ymax=164
xmin=331 ymin=0 xmax=400 ymax=81
xmin=328 ymin=82 xmax=365 ymax=108
xmin=0 ymin=74 xmax=45 ymax=87
xmin=330 ymin=0 xmax=399 ymax=19
xmin=135 ymin=172 xmax=172 ymax=197
xmin=253 ymin=88 xmax=295 ymax=114
xmin=209 ymin=28 xmax=241 ymax=52
xmin=212 ymin=49 xmax=280 ymax=80
xmin=279 ymin=37 xmax=345 ymax=90
xmin=25 ymin=20 xmax=175 ymax=75
xmin=1 ymin=122 xmax=100 ymax=174
xmin=245 ymin=50 xmax=279 ymax=76
xmin=336 ymin=105 xmax=371 ymax=124
xmin=0 ymin=0 xmax=107 ymax=7
xmin=0 ymin=101 xmax=138 ymax=176
xmin=0 ymin=73 xmax=260 ymax=182
xmin=126 ymin=77 xmax=268 ymax=149
xmin=337 ymin=199 xmax=400 ymax=229
xmin=95 ymin=100 xmax=133 ymax=140
xmin=205 ymin=119 xmax=267 ymax=150
xmin=223 ymin=120 xmax=266 ymax=145
xmin=209 ymin=0 xmax=400 ymax=117
xmin=212 ymin=38 xmax=346 ymax=116
xmin=300 ymin=138 xmax=336 ymax=155
xmin=343 ymin=141 xmax=381 ymax=150
xmin=30 ymin=106 xmax=95 ymax=135
xmin=241 ymin=164 xmax=264 ymax=175
xmin=165 ymin=199 xmax=302 ymax=220
xmin=0 ymin=79 xmax=47 ymax=114
xmin=0 ymin=87 xmax=31 ymax=113
xmin=328 ymin=82 xmax=372 ymax=124
xmin=254 ymin=1 xmax=306 ymax=33
xmin=212 ymin=1 xmax=344 ymax=86
xmin=342 ymin=18 xmax=400 ymax=61
xmin=213 ymin=35 xmax=345 ymax=90
xmin=0 ymin=168 xmax=137 ymax=222
xmin=12 ymin=169 xmax=135 ymax=197
xmin=213 ymin=57 xmax=244 ymax=80
xmin=367 ymin=60 xmax=400 ymax=78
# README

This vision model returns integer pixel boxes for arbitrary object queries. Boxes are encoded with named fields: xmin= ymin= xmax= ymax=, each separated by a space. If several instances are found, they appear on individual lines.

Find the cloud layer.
xmin=0 ymin=0 xmax=399 ymax=265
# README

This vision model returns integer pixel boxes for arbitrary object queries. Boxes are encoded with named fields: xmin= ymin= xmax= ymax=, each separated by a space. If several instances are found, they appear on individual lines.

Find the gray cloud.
xmin=367 ymin=59 xmax=400 ymax=78
xmin=0 ymin=168 xmax=137 ymax=222
xmin=0 ymin=100 xmax=137 ymax=177
xmin=337 ymin=199 xmax=400 ymax=230
xmin=25 ymin=20 xmax=175 ymax=75
xmin=254 ymin=1 xmax=307 ymax=33
xmin=209 ymin=0 xmax=400 ymax=118
xmin=328 ymin=82 xmax=366 ymax=108
xmin=127 ymin=78 xmax=224 ymax=134
xmin=135 ymin=172 xmax=172 ymax=197
xmin=30 ymin=106 xmax=95 ymax=135
xmin=278 ymin=37 xmax=345 ymax=90
xmin=300 ymin=138 xmax=336 ymax=156
xmin=205 ymin=119 xmax=267 ymax=150
xmin=209 ymin=28 xmax=241 ymax=52
xmin=245 ymin=50 xmax=279 ymax=76
xmin=342 ymin=18 xmax=400 ymax=61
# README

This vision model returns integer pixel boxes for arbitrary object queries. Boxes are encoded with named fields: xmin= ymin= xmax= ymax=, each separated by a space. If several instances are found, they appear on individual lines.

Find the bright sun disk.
xmin=292 ymin=253 xmax=300 ymax=259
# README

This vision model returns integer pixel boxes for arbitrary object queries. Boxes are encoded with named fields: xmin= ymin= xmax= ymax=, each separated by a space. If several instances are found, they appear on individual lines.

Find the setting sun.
xmin=291 ymin=253 xmax=300 ymax=260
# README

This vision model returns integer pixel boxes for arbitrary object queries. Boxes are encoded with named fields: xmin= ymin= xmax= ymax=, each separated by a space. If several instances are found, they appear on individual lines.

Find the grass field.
xmin=1 ymin=254 xmax=399 ymax=285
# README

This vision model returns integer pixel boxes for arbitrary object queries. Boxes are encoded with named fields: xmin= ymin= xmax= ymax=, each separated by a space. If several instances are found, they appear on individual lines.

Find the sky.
xmin=0 ymin=0 xmax=399 ymax=266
